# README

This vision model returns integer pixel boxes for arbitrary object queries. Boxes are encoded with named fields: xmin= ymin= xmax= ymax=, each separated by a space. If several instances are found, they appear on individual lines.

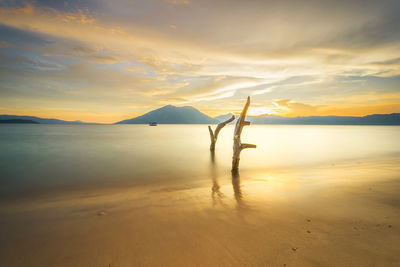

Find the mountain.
xmin=214 ymin=113 xmax=400 ymax=125
xmin=2 ymin=111 xmax=399 ymax=125
xmin=0 ymin=118 xmax=39 ymax=124
xmin=0 ymin=115 xmax=89 ymax=124
xmin=116 ymin=105 xmax=219 ymax=124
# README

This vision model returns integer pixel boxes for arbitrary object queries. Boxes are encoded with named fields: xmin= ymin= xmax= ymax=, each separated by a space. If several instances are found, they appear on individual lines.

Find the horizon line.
xmin=1 ymin=110 xmax=400 ymax=124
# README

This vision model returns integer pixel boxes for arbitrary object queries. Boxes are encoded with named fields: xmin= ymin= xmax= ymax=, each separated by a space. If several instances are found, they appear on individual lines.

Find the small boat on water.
xmin=149 ymin=122 xmax=157 ymax=126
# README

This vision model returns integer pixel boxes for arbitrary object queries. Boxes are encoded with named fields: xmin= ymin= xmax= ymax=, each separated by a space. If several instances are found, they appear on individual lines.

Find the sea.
xmin=1 ymin=124 xmax=399 ymax=200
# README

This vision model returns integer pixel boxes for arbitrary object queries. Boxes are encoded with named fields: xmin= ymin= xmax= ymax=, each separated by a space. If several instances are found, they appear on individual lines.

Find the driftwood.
xmin=208 ymin=115 xmax=235 ymax=151
xmin=232 ymin=96 xmax=256 ymax=172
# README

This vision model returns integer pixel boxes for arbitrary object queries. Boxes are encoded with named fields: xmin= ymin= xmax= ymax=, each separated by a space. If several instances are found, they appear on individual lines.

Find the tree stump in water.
xmin=232 ymin=96 xmax=256 ymax=172
xmin=208 ymin=115 xmax=235 ymax=151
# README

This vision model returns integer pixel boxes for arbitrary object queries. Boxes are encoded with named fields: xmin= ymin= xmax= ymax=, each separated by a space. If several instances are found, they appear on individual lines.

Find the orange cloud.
xmin=55 ymin=8 xmax=95 ymax=25
xmin=272 ymin=99 xmax=320 ymax=117
xmin=272 ymin=95 xmax=400 ymax=118
xmin=0 ymin=3 xmax=34 ymax=15
xmin=166 ymin=0 xmax=190 ymax=4
xmin=0 ymin=4 xmax=94 ymax=25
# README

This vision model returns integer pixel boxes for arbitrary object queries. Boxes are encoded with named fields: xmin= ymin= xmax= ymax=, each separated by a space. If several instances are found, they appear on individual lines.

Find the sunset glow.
xmin=0 ymin=0 xmax=399 ymax=122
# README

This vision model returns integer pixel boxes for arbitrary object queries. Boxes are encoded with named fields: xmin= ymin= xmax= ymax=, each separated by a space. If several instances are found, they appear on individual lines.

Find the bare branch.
xmin=214 ymin=115 xmax=235 ymax=140
xmin=208 ymin=125 xmax=214 ymax=141
xmin=208 ymin=115 xmax=235 ymax=151
xmin=240 ymin=143 xmax=257 ymax=150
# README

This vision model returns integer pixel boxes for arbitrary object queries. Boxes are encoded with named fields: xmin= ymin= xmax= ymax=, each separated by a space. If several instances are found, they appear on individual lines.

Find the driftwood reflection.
xmin=231 ymin=171 xmax=248 ymax=211
xmin=209 ymin=152 xmax=248 ymax=210
xmin=210 ymin=151 xmax=226 ymax=206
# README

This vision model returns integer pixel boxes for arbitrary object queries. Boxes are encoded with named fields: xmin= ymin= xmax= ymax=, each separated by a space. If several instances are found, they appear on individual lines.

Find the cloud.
xmin=272 ymin=99 xmax=320 ymax=117
xmin=0 ymin=0 xmax=399 ymax=122
xmin=165 ymin=0 xmax=190 ymax=4
xmin=371 ymin=57 xmax=400 ymax=65
xmin=0 ymin=53 xmax=63 ymax=71
xmin=0 ymin=40 xmax=13 ymax=47
xmin=72 ymin=46 xmax=97 ymax=54
xmin=86 ymin=54 xmax=121 ymax=64
xmin=271 ymin=92 xmax=400 ymax=117
xmin=0 ymin=3 xmax=95 ymax=24
xmin=54 ymin=8 xmax=95 ymax=24
xmin=0 ymin=24 xmax=51 ymax=47
xmin=125 ymin=66 xmax=147 ymax=74
xmin=0 ymin=3 xmax=34 ymax=15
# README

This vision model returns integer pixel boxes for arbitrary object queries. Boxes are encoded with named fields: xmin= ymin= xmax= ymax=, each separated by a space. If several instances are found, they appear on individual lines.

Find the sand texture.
xmin=1 ymin=158 xmax=400 ymax=267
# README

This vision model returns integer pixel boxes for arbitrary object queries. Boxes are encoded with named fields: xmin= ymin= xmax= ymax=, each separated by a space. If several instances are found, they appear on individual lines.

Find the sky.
xmin=0 ymin=0 xmax=399 ymax=123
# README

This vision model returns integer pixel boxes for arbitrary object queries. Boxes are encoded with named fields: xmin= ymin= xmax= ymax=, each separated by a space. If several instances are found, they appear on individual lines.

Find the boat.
xmin=149 ymin=122 xmax=157 ymax=126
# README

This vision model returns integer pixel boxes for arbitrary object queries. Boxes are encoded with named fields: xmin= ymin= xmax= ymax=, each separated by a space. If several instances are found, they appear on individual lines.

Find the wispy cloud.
xmin=0 ymin=0 xmax=399 ymax=122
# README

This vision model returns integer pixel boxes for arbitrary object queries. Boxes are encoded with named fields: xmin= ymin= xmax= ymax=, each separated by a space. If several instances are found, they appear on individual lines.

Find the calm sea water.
xmin=1 ymin=124 xmax=399 ymax=200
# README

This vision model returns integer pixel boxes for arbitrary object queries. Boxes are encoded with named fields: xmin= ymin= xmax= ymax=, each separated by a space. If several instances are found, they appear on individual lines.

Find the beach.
xmin=1 ymin=157 xmax=399 ymax=266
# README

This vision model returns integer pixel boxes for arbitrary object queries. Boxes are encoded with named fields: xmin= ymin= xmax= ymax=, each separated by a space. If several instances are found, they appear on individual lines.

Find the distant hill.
xmin=2 ymin=111 xmax=399 ymax=125
xmin=0 ymin=115 xmax=89 ymax=124
xmin=0 ymin=118 xmax=39 ymax=124
xmin=214 ymin=113 xmax=400 ymax=125
xmin=116 ymin=105 xmax=219 ymax=124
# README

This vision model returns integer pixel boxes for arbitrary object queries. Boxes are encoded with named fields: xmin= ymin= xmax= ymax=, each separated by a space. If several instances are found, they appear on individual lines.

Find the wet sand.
xmin=1 ymin=158 xmax=399 ymax=267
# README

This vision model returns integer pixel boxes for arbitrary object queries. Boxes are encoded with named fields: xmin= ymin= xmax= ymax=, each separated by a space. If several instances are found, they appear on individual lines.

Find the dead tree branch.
xmin=208 ymin=115 xmax=235 ymax=151
xmin=232 ymin=96 xmax=256 ymax=172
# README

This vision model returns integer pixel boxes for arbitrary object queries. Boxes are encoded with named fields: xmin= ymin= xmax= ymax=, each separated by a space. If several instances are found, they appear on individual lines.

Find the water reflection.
xmin=210 ymin=151 xmax=226 ymax=206
xmin=231 ymin=171 xmax=247 ymax=211
xmin=209 ymin=151 xmax=248 ymax=211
